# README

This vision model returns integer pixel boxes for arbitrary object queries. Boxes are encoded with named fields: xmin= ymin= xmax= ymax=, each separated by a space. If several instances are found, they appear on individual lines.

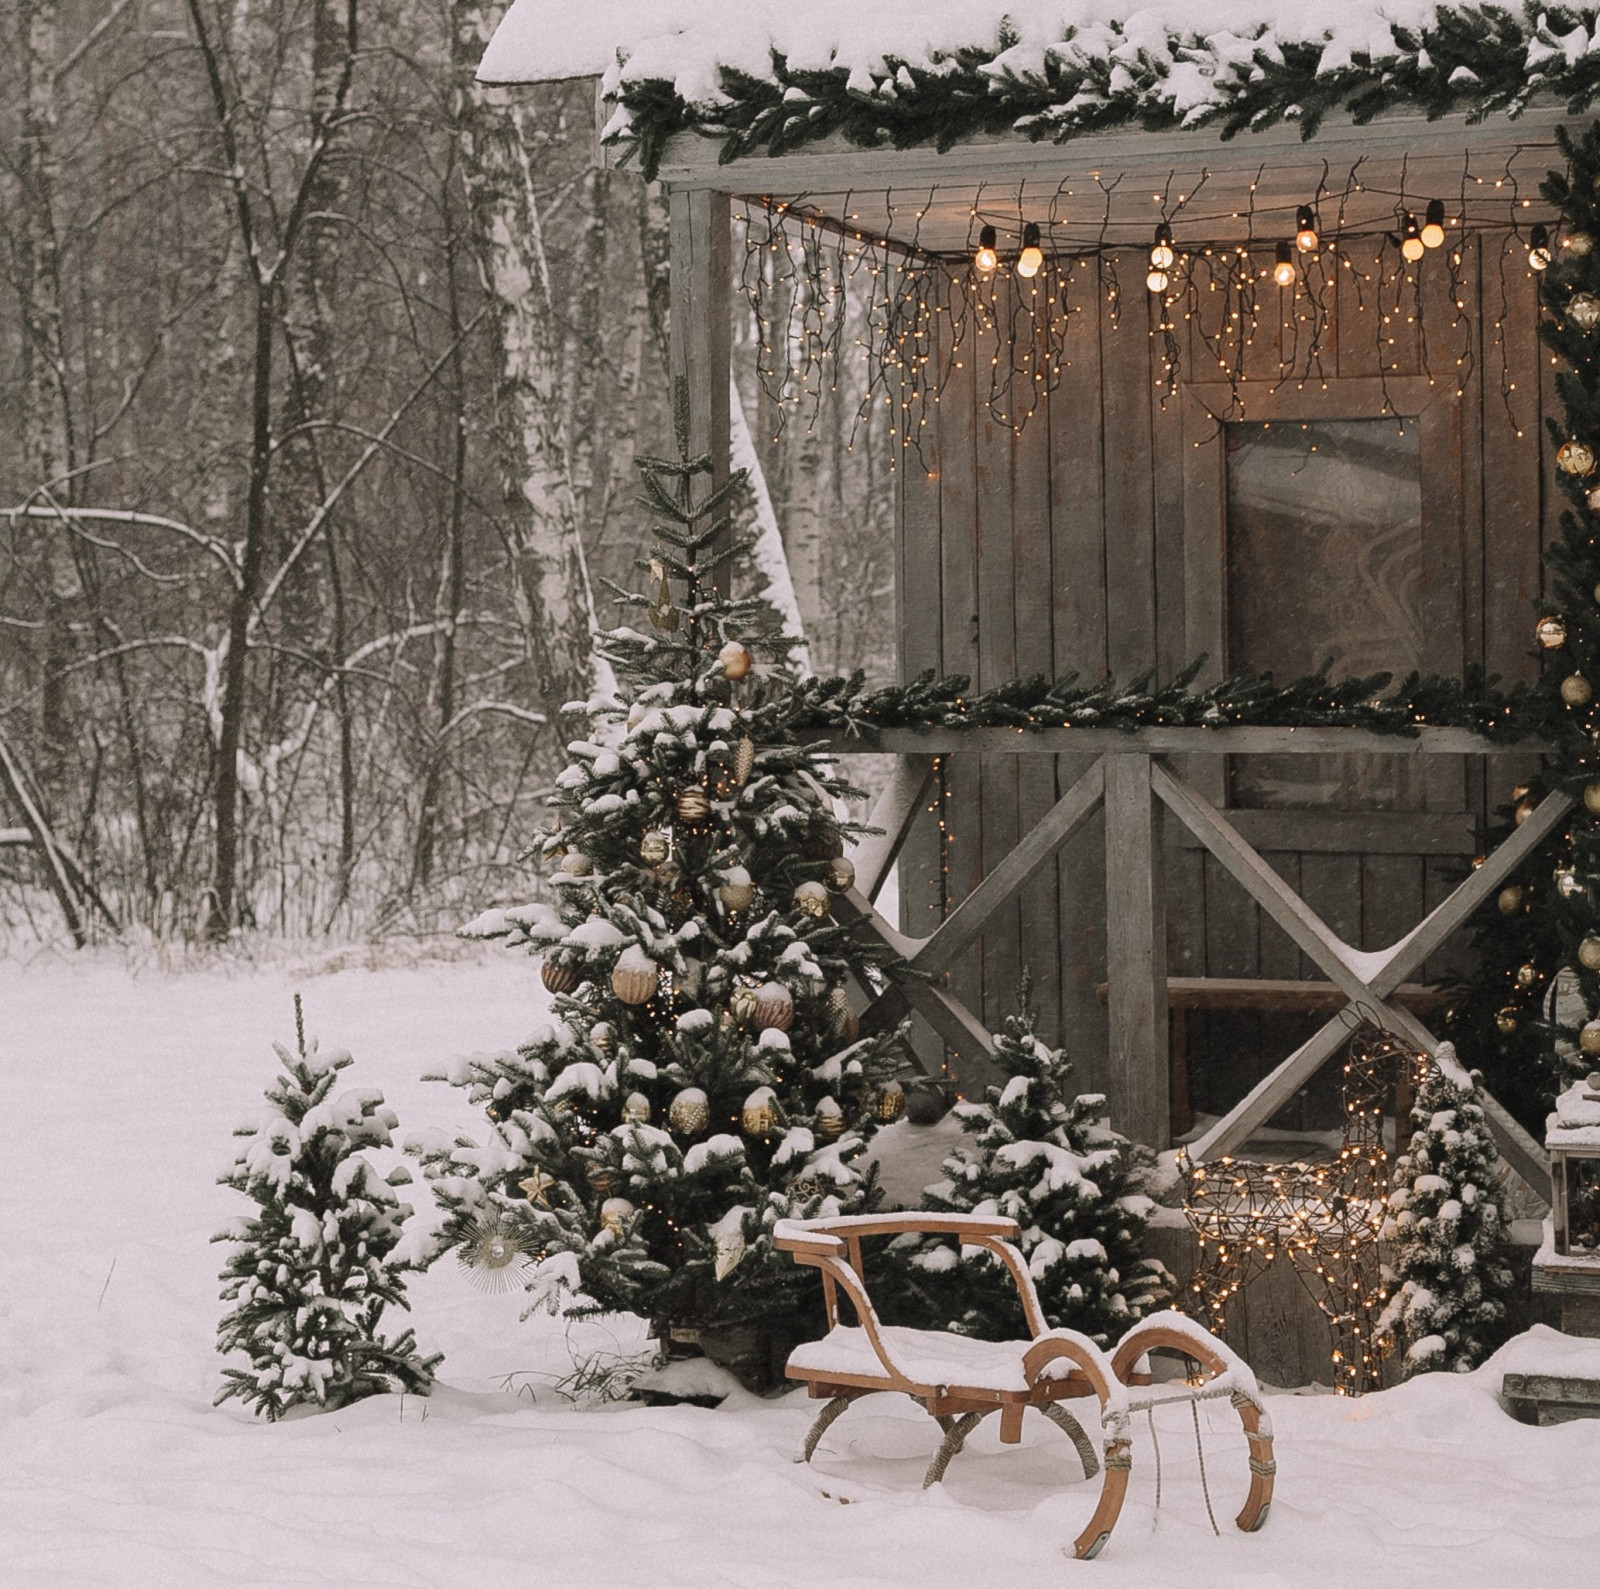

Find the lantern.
xmin=1534 ymin=1077 xmax=1600 ymax=1335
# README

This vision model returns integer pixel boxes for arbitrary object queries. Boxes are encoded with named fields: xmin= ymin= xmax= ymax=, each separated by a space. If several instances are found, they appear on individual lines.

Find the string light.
xmin=1295 ymin=204 xmax=1319 ymax=253
xmin=1530 ymin=223 xmax=1553 ymax=270
xmin=974 ymin=224 xmax=998 ymax=275
xmin=1015 ymin=221 xmax=1043 ymax=279
xmin=1401 ymin=213 xmax=1426 ymax=263
xmin=1273 ymin=241 xmax=1296 ymax=288
xmin=1150 ymin=221 xmax=1175 ymax=271
xmin=1421 ymin=198 xmax=1446 ymax=249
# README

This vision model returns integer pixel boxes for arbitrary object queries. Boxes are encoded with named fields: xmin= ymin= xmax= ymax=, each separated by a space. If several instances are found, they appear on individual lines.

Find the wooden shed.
xmin=479 ymin=2 xmax=1579 ymax=1210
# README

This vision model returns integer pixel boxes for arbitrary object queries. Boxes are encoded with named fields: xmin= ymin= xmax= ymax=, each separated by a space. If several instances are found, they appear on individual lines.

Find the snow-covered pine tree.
xmin=416 ymin=387 xmax=903 ymax=1384
xmin=1378 ymin=1041 xmax=1514 ymax=1375
xmin=215 ymin=997 xmax=439 ymax=1420
xmin=901 ymin=978 xmax=1171 ymax=1346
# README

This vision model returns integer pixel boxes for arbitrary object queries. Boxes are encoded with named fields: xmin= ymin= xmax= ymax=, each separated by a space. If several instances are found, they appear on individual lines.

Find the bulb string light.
xmin=740 ymin=151 xmax=1556 ymax=458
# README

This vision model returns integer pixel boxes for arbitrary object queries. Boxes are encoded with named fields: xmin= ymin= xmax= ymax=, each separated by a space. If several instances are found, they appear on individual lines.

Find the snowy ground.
xmin=4 ymin=946 xmax=1600 ymax=1587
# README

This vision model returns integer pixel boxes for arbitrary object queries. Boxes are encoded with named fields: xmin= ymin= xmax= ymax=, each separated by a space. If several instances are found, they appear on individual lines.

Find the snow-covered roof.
xmin=1548 ymin=1078 xmax=1600 ymax=1150
xmin=479 ymin=3 xmax=1600 ymax=177
xmin=479 ymin=2 xmax=1428 ymax=89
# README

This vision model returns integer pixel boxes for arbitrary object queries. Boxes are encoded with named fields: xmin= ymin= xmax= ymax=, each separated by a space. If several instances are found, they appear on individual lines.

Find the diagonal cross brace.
xmin=1159 ymin=760 xmax=1564 ymax=1195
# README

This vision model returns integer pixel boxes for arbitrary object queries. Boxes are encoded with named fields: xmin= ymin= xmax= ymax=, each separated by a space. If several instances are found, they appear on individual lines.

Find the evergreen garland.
xmin=890 ymin=979 xmax=1171 ymax=1348
xmin=1446 ymin=120 xmax=1600 ymax=1128
xmin=1378 ymin=1044 xmax=1515 ymax=1374
xmin=609 ymin=7 xmax=1600 ymax=180
xmin=215 ymin=997 xmax=439 ymax=1420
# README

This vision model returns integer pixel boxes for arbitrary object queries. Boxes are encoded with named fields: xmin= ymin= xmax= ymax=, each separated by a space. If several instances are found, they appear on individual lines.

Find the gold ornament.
xmin=734 ymin=736 xmax=755 ymax=785
xmin=742 ymin=1086 xmax=778 ymax=1136
xmin=1537 ymin=616 xmax=1569 ymax=650
xmin=793 ymin=881 xmax=830 ymax=919
xmin=875 ymin=1080 xmax=906 ymax=1123
xmin=718 ymin=640 xmax=753 ymax=680
xmin=640 ymin=829 xmax=670 ymax=865
xmin=752 ymin=981 xmax=795 ymax=1031
xmin=816 ymin=1097 xmax=845 ymax=1140
xmin=541 ymin=959 xmax=580 ymax=995
xmin=599 ymin=1197 xmax=635 ymax=1235
xmin=647 ymin=559 xmax=678 ymax=632
xmin=1495 ymin=1007 xmax=1519 ymax=1035
xmin=589 ymin=1021 xmax=615 ymax=1054
xmin=518 ymin=1169 xmax=557 ymax=1206
xmin=1559 ymin=440 xmax=1597 ymax=477
xmin=1586 ymin=781 xmax=1600 ymax=815
xmin=457 ymin=1212 xmax=531 ymax=1293
xmin=1570 ymin=231 xmax=1596 ymax=257
xmin=675 ymin=785 xmax=711 ymax=824
xmin=585 ymin=1161 xmax=617 ymax=1195
xmin=787 ymin=1176 xmax=825 ymax=1203
xmin=611 ymin=947 xmax=659 ymax=1005
xmin=1582 ymin=1020 xmax=1600 ymax=1056
xmin=1497 ymin=884 xmax=1525 ymax=915
xmin=1572 ymin=292 xmax=1600 ymax=332
xmin=717 ymin=868 xmax=754 ymax=912
xmin=559 ymin=851 xmax=592 ymax=877
xmin=713 ymin=1225 xmax=747 ymax=1282
xmin=621 ymin=1091 xmax=651 ymax=1125
xmin=1516 ymin=962 xmax=1539 ymax=989
xmin=1580 ymin=936 xmax=1600 ymax=970
xmin=823 ymin=856 xmax=856 ymax=893
xmin=729 ymin=984 xmax=759 ymax=1024
xmin=669 ymin=1087 xmax=710 ymax=1134
xmin=1564 ymin=673 xmax=1595 ymax=706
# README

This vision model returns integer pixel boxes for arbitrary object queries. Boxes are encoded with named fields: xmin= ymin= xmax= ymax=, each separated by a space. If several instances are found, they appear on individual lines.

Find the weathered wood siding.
xmin=896 ymin=240 xmax=1552 ymax=1113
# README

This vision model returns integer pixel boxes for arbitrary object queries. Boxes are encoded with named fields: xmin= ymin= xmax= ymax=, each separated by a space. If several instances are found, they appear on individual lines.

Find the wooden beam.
xmin=912 ymin=757 xmax=1105 ymax=976
xmin=851 ymin=756 xmax=935 ymax=903
xmin=1171 ymin=808 xmax=1476 ymax=856
xmin=1104 ymin=753 xmax=1169 ymax=1149
xmin=817 ymin=726 xmax=1553 ymax=758
xmin=668 ymin=187 xmax=732 ymax=594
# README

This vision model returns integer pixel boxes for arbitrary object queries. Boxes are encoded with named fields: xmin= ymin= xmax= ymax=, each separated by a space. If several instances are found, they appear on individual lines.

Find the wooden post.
xmin=668 ymin=187 xmax=732 ymax=594
xmin=1104 ymin=753 xmax=1169 ymax=1148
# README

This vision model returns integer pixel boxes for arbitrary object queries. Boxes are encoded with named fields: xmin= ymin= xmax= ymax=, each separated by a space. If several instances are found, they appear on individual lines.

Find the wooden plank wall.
xmin=896 ymin=239 xmax=1551 ymax=1113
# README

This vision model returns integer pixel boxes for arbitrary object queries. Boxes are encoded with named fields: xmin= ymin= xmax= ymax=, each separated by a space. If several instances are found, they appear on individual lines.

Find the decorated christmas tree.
xmin=415 ymin=389 xmax=904 ymax=1385
xmin=1378 ymin=1043 xmax=1514 ymax=1376
xmin=893 ymin=978 xmax=1171 ymax=1346
xmin=215 ymin=996 xmax=439 ymax=1420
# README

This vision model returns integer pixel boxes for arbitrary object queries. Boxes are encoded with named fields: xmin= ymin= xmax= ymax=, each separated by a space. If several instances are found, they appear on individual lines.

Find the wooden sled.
xmin=776 ymin=1212 xmax=1274 ymax=1560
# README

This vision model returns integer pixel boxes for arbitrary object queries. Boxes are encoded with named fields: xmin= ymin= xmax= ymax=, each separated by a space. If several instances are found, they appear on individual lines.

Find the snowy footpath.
xmin=3 ymin=948 xmax=1599 ymax=1587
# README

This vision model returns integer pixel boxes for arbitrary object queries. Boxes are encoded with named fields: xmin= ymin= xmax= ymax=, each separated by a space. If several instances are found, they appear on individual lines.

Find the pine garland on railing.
xmin=778 ymin=659 xmax=1551 ymax=744
xmin=610 ymin=6 xmax=1600 ymax=179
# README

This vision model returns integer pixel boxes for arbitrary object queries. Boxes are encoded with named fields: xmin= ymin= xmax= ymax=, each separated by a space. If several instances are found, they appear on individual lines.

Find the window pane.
xmin=1225 ymin=416 xmax=1425 ymax=811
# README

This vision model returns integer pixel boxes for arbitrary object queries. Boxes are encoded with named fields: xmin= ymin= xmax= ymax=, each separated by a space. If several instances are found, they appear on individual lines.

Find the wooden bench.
xmin=776 ymin=1212 xmax=1275 ymax=1561
xmin=1095 ymin=976 xmax=1448 ymax=1137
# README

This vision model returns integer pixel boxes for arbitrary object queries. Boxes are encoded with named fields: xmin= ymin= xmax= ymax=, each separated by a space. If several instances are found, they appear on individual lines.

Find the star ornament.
xmin=518 ymin=1169 xmax=557 ymax=1206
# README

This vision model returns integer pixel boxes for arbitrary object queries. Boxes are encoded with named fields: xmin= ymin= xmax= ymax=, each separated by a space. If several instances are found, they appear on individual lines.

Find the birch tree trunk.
xmin=450 ymin=1 xmax=599 ymax=714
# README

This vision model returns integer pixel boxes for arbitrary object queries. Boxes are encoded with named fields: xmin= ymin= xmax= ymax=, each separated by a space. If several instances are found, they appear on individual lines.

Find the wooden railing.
xmin=824 ymin=726 xmax=1560 ymax=1199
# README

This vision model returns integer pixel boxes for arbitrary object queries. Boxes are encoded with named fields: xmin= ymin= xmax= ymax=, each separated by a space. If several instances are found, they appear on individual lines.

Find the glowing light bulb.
xmin=974 ymin=224 xmax=998 ymax=275
xmin=1150 ymin=222 xmax=1175 ymax=271
xmin=1401 ymin=214 xmax=1425 ymax=263
xmin=1147 ymin=267 xmax=1169 ymax=294
xmin=1016 ymin=222 xmax=1043 ymax=279
xmin=1295 ymin=204 xmax=1318 ymax=253
xmin=1421 ymin=198 xmax=1446 ymax=250
xmin=1530 ymin=224 xmax=1553 ymax=270
xmin=1273 ymin=241 xmax=1296 ymax=288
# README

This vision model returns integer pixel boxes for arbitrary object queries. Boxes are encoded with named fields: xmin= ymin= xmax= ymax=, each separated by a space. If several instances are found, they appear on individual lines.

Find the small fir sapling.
xmin=1378 ymin=1042 xmax=1514 ymax=1375
xmin=413 ymin=385 xmax=903 ymax=1383
xmin=215 ymin=996 xmax=439 ymax=1420
xmin=898 ymin=977 xmax=1171 ymax=1345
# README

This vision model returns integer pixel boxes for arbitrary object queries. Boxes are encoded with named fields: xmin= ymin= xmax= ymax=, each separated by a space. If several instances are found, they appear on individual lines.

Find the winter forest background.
xmin=0 ymin=0 xmax=896 ymax=947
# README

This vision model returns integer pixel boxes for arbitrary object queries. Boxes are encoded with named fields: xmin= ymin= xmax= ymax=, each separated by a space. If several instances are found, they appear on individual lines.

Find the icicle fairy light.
xmin=739 ymin=150 xmax=1552 ymax=454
